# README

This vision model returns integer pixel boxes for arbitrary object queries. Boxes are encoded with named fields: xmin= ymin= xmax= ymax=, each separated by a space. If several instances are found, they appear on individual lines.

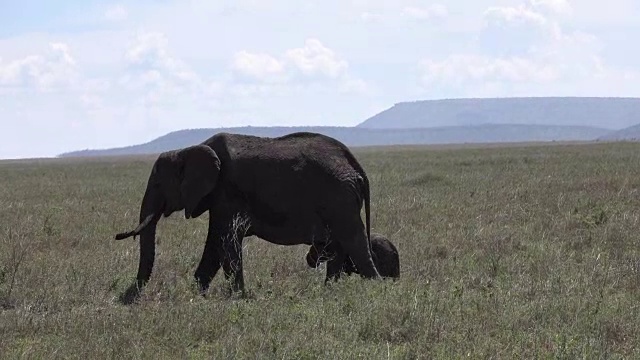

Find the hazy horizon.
xmin=2 ymin=0 xmax=640 ymax=158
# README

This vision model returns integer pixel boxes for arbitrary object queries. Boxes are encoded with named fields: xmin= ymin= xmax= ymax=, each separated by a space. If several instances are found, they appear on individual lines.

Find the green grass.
xmin=2 ymin=142 xmax=640 ymax=358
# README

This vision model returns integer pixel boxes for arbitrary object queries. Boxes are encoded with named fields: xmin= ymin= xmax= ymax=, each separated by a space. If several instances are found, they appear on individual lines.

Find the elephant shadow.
xmin=117 ymin=282 xmax=144 ymax=305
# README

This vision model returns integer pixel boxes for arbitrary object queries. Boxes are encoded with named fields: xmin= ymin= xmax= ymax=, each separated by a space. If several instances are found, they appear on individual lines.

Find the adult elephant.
xmin=115 ymin=131 xmax=380 ymax=299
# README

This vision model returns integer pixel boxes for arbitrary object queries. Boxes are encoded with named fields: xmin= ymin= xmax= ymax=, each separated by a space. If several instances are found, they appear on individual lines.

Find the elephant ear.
xmin=179 ymin=145 xmax=221 ymax=219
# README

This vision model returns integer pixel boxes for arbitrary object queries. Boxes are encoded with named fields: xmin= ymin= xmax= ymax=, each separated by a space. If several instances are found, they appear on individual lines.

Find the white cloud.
xmin=358 ymin=4 xmax=448 ymax=24
xmin=123 ymin=32 xmax=201 ymax=91
xmin=360 ymin=12 xmax=385 ymax=23
xmin=126 ymin=32 xmax=175 ymax=70
xmin=80 ymin=93 xmax=104 ymax=112
xmin=402 ymin=4 xmax=448 ymax=20
xmin=229 ymin=38 xmax=370 ymax=93
xmin=284 ymin=38 xmax=348 ymax=79
xmin=421 ymin=54 xmax=558 ymax=85
xmin=105 ymin=5 xmax=129 ymax=22
xmin=339 ymin=76 xmax=376 ymax=95
xmin=480 ymin=4 xmax=553 ymax=56
xmin=0 ymin=42 xmax=77 ymax=91
xmin=231 ymin=51 xmax=287 ymax=82
xmin=530 ymin=0 xmax=572 ymax=14
xmin=419 ymin=0 xmax=638 ymax=97
xmin=484 ymin=5 xmax=548 ymax=27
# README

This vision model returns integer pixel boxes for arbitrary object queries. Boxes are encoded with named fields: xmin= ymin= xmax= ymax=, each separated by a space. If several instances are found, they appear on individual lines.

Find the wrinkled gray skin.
xmin=115 ymin=132 xmax=380 ymax=302
xmin=306 ymin=233 xmax=400 ymax=279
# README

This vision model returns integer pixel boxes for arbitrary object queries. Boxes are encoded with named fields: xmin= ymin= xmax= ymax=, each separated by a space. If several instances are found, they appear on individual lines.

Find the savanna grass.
xmin=1 ymin=142 xmax=640 ymax=358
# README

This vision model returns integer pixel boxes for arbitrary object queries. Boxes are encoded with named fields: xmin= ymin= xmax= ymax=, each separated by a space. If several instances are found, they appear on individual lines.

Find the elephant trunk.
xmin=135 ymin=185 xmax=164 ymax=288
xmin=114 ymin=184 xmax=164 ymax=289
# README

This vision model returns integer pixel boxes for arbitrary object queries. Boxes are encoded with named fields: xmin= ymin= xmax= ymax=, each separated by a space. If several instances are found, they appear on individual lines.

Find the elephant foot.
xmin=235 ymin=289 xmax=254 ymax=300
xmin=118 ymin=281 xmax=146 ymax=305
xmin=221 ymin=283 xmax=252 ymax=300
xmin=194 ymin=283 xmax=208 ymax=297
xmin=194 ymin=269 xmax=217 ymax=296
xmin=324 ymin=251 xmax=347 ymax=284
xmin=225 ymin=280 xmax=246 ymax=296
xmin=197 ymin=285 xmax=209 ymax=298
xmin=222 ymin=264 xmax=246 ymax=295
xmin=324 ymin=275 xmax=340 ymax=285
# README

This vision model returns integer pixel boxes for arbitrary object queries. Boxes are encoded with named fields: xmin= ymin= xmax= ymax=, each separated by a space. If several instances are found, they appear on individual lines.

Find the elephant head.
xmin=115 ymin=144 xmax=221 ymax=290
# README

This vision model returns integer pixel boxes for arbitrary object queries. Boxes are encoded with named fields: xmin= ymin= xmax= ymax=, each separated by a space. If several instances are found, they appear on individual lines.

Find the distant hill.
xmin=358 ymin=97 xmax=640 ymax=129
xmin=598 ymin=123 xmax=640 ymax=141
xmin=60 ymin=124 xmax=611 ymax=158
xmin=59 ymin=96 xmax=640 ymax=158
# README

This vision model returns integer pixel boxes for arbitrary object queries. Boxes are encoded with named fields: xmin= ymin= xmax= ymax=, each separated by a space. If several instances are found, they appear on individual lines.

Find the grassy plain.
xmin=1 ymin=141 xmax=640 ymax=358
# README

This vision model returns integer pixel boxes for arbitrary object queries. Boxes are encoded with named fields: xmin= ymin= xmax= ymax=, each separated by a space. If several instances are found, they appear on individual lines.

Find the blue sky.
xmin=1 ymin=0 xmax=640 ymax=158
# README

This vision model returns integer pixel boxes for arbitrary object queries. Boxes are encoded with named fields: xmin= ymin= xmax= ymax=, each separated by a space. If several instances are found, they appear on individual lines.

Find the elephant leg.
xmin=329 ymin=214 xmax=381 ymax=280
xmin=210 ymin=250 xmax=243 ymax=296
xmin=220 ymin=214 xmax=249 ymax=293
xmin=222 ymin=256 xmax=233 ymax=280
xmin=193 ymin=216 xmax=227 ymax=294
xmin=222 ymin=234 xmax=245 ymax=293
xmin=307 ymin=236 xmax=337 ymax=268
xmin=324 ymin=251 xmax=358 ymax=281
xmin=343 ymin=233 xmax=380 ymax=279
xmin=342 ymin=256 xmax=357 ymax=276
xmin=193 ymin=238 xmax=224 ymax=294
xmin=324 ymin=248 xmax=347 ymax=283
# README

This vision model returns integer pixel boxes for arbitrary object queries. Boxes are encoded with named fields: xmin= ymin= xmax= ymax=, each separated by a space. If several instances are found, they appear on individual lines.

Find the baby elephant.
xmin=306 ymin=233 xmax=400 ymax=279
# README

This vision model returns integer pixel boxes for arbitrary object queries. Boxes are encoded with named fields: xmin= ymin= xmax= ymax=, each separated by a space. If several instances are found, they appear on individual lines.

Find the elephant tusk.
xmin=114 ymin=213 xmax=158 ymax=240
xmin=115 ymin=231 xmax=133 ymax=240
